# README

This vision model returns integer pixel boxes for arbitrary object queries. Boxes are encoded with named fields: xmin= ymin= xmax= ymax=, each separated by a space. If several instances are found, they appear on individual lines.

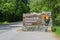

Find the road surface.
xmin=11 ymin=32 xmax=57 ymax=40
xmin=0 ymin=31 xmax=57 ymax=40
xmin=0 ymin=22 xmax=23 ymax=34
xmin=0 ymin=22 xmax=57 ymax=40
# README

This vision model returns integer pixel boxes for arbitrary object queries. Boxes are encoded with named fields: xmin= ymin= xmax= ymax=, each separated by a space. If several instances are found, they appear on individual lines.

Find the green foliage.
xmin=52 ymin=26 xmax=56 ymax=32
xmin=55 ymin=15 xmax=60 ymax=26
xmin=52 ymin=26 xmax=60 ymax=36
xmin=52 ymin=2 xmax=60 ymax=26
xmin=55 ymin=27 xmax=60 ymax=36
xmin=28 ymin=0 xmax=42 ymax=12
xmin=0 ymin=0 xmax=29 ymax=22
xmin=28 ymin=0 xmax=53 ymax=12
xmin=0 ymin=21 xmax=9 ymax=24
xmin=28 ymin=0 xmax=60 ymax=26
xmin=0 ymin=0 xmax=60 ymax=25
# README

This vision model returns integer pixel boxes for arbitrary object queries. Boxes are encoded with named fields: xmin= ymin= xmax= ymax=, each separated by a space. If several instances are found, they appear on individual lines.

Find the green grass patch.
xmin=55 ymin=27 xmax=60 ymax=36
xmin=52 ymin=26 xmax=60 ymax=37
xmin=0 ymin=21 xmax=9 ymax=24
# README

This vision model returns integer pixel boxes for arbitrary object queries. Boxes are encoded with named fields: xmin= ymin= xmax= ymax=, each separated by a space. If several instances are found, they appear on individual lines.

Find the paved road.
xmin=0 ymin=31 xmax=57 ymax=40
xmin=0 ymin=22 xmax=57 ymax=40
xmin=0 ymin=22 xmax=23 ymax=34
xmin=11 ymin=32 xmax=57 ymax=40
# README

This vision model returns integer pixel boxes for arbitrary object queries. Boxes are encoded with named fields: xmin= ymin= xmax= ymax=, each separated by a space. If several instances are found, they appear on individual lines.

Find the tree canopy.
xmin=0 ymin=0 xmax=60 ymax=25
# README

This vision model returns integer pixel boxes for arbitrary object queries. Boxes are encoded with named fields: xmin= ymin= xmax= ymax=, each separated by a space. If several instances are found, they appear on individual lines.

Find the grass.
xmin=0 ymin=21 xmax=9 ymax=24
xmin=52 ymin=26 xmax=60 ymax=37
xmin=55 ymin=27 xmax=60 ymax=37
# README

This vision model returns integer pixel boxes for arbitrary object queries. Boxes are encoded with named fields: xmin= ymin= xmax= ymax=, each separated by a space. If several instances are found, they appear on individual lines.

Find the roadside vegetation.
xmin=0 ymin=21 xmax=9 ymax=24
xmin=52 ymin=26 xmax=60 ymax=37
xmin=0 ymin=0 xmax=60 ymax=25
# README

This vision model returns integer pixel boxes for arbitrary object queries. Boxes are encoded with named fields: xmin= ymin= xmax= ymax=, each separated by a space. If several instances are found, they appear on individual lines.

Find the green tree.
xmin=28 ymin=0 xmax=60 ymax=26
xmin=0 ymin=0 xmax=29 ymax=22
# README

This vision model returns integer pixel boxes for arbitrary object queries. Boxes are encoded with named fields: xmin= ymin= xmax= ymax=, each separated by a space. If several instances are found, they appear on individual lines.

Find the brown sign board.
xmin=23 ymin=13 xmax=42 ymax=26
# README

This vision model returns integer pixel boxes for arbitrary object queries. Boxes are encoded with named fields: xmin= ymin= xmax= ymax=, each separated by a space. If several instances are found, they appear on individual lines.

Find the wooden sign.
xmin=23 ymin=13 xmax=41 ymax=26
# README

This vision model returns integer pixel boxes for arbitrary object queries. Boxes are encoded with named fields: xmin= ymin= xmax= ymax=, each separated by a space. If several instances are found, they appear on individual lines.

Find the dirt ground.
xmin=51 ymin=32 xmax=60 ymax=40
